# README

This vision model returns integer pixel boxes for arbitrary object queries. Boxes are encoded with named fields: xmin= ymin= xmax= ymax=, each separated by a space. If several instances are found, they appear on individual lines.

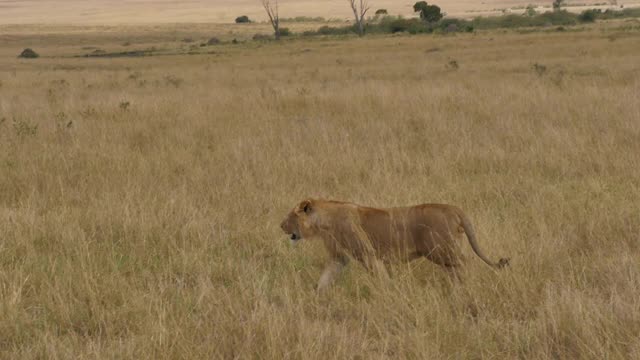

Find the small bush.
xmin=389 ymin=19 xmax=412 ymax=33
xmin=470 ymin=10 xmax=579 ymax=29
xmin=317 ymin=25 xmax=353 ymax=35
xmin=253 ymin=33 xmax=272 ymax=41
xmin=438 ymin=18 xmax=471 ymax=33
xmin=446 ymin=59 xmax=459 ymax=70
xmin=164 ymin=75 xmax=183 ymax=88
xmin=279 ymin=27 xmax=291 ymax=37
xmin=18 ymin=48 xmax=39 ymax=58
xmin=207 ymin=37 xmax=221 ymax=45
xmin=13 ymin=118 xmax=38 ymax=137
xmin=579 ymin=9 xmax=600 ymax=22
xmin=388 ymin=18 xmax=428 ymax=34
xmin=235 ymin=15 xmax=250 ymax=23
xmin=375 ymin=9 xmax=388 ymax=15
xmin=538 ymin=10 xmax=578 ymax=26
xmin=532 ymin=63 xmax=547 ymax=76
xmin=445 ymin=23 xmax=458 ymax=33
xmin=602 ymin=7 xmax=640 ymax=19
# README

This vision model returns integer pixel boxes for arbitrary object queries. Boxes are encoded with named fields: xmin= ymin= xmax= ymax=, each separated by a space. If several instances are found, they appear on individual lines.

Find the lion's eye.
xmin=303 ymin=204 xmax=309 ymax=213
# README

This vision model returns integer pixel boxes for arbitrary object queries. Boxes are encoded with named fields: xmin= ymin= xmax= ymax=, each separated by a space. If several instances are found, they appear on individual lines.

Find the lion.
xmin=280 ymin=198 xmax=509 ymax=291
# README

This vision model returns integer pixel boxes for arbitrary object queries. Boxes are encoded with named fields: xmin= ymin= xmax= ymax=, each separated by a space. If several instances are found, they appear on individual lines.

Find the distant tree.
xmin=235 ymin=15 xmax=251 ymax=23
xmin=348 ymin=0 xmax=370 ymax=37
xmin=413 ymin=1 xmax=443 ymax=23
xmin=552 ymin=0 xmax=565 ymax=11
xmin=260 ymin=0 xmax=281 ymax=40
xmin=375 ymin=9 xmax=388 ymax=15
xmin=413 ymin=1 xmax=428 ymax=14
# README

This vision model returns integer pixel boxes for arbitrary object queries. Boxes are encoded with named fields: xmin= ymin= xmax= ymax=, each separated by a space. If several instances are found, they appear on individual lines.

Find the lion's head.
xmin=280 ymin=199 xmax=317 ymax=245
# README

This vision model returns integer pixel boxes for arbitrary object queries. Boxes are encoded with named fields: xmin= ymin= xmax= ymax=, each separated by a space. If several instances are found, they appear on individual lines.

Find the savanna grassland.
xmin=1 ymin=19 xmax=640 ymax=359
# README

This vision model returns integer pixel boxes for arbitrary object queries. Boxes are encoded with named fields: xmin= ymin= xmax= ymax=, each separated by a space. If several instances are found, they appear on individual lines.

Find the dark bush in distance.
xmin=279 ymin=27 xmax=291 ymax=37
xmin=252 ymin=33 xmax=272 ymax=41
xmin=598 ymin=7 xmax=640 ymax=19
xmin=317 ymin=25 xmax=353 ymax=35
xmin=19 ymin=48 xmax=39 ymax=58
xmin=375 ymin=9 xmax=388 ymax=15
xmin=235 ymin=15 xmax=250 ymax=23
xmin=470 ymin=10 xmax=578 ymax=29
xmin=579 ymin=9 xmax=600 ymax=22
xmin=538 ymin=10 xmax=579 ymax=26
xmin=381 ymin=18 xmax=429 ymax=34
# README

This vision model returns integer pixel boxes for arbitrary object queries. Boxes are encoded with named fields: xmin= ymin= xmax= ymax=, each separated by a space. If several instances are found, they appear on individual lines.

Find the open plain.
xmin=1 ymin=15 xmax=640 ymax=359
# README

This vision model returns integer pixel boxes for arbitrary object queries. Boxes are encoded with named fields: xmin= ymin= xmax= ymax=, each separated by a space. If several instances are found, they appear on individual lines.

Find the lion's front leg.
xmin=317 ymin=255 xmax=349 ymax=292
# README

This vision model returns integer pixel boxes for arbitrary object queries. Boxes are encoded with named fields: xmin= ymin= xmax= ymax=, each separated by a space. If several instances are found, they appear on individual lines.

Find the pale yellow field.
xmin=2 ymin=0 xmax=640 ymax=24
xmin=1 ymin=20 xmax=640 ymax=359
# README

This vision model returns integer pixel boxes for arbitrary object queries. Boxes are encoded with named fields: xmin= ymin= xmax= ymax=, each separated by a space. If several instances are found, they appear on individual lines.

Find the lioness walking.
xmin=280 ymin=198 xmax=509 ymax=291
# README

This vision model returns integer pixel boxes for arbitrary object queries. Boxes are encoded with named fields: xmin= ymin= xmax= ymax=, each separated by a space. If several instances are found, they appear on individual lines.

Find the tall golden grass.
xmin=1 ymin=23 xmax=640 ymax=358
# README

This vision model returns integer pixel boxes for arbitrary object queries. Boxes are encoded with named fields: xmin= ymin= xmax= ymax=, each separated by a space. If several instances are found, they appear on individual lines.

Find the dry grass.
xmin=1 ymin=22 xmax=640 ymax=359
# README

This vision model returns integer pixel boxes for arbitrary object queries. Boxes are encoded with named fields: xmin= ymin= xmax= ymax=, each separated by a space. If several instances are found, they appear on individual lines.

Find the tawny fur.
xmin=280 ymin=198 xmax=509 ymax=291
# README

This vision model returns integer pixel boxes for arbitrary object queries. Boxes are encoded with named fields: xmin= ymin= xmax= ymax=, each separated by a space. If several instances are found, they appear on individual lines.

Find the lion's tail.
xmin=459 ymin=213 xmax=510 ymax=269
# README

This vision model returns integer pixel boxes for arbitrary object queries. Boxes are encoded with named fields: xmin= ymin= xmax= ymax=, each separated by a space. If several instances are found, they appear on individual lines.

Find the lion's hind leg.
xmin=415 ymin=226 xmax=466 ymax=281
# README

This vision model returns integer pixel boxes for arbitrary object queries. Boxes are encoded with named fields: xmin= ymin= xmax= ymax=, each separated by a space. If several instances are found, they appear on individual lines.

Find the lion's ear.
xmin=299 ymin=199 xmax=312 ymax=214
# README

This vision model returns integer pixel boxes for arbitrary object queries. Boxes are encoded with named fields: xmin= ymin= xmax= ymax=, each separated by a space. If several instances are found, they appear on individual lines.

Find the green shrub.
xmin=18 ymin=48 xmax=39 ymax=58
xmin=386 ymin=18 xmax=429 ymax=34
xmin=470 ymin=10 xmax=579 ymax=29
xmin=253 ymin=33 xmax=272 ymax=41
xmin=579 ymin=9 xmax=600 ymax=22
xmin=317 ymin=25 xmax=353 ymax=35
xmin=12 ymin=118 xmax=38 ymax=137
xmin=438 ymin=18 xmax=472 ymax=32
xmin=279 ymin=28 xmax=291 ymax=37
xmin=235 ymin=15 xmax=250 ymax=23
xmin=538 ymin=10 xmax=579 ymax=26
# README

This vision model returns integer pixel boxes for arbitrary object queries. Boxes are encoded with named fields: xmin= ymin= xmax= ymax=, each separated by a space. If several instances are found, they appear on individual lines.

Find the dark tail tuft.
xmin=496 ymin=258 xmax=510 ymax=269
